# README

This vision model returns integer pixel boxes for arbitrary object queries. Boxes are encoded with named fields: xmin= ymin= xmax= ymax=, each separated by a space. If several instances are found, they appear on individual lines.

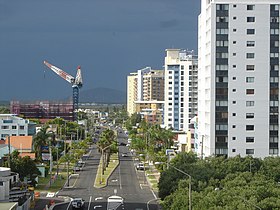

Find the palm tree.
xmin=33 ymin=125 xmax=52 ymax=161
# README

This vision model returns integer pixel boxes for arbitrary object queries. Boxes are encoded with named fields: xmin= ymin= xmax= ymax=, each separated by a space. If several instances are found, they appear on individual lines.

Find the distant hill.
xmin=79 ymin=87 xmax=126 ymax=104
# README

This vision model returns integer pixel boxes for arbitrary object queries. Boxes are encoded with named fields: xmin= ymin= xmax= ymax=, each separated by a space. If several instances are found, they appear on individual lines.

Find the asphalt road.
xmin=53 ymin=132 xmax=159 ymax=210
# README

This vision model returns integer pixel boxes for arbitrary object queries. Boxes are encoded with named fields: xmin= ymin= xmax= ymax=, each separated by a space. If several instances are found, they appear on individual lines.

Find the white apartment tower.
xmin=164 ymin=49 xmax=198 ymax=131
xmin=198 ymin=0 xmax=280 ymax=158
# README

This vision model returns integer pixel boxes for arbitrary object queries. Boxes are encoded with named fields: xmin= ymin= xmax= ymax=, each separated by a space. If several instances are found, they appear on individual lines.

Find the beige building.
xmin=127 ymin=67 xmax=164 ymax=120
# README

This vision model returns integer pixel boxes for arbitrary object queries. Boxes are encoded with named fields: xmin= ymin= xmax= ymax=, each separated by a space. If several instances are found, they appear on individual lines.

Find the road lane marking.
xmin=88 ymin=196 xmax=92 ymax=210
xmin=95 ymin=197 xmax=103 ymax=201
xmin=94 ymin=205 xmax=102 ymax=209
xmin=66 ymin=201 xmax=71 ymax=210
xmin=118 ymin=161 xmax=122 ymax=189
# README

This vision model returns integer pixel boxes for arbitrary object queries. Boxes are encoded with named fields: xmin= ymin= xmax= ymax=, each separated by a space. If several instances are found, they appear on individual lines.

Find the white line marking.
xmin=88 ymin=196 xmax=92 ymax=210
xmin=66 ymin=201 xmax=71 ymax=210
xmin=119 ymin=160 xmax=122 ymax=189
xmin=95 ymin=197 xmax=103 ymax=201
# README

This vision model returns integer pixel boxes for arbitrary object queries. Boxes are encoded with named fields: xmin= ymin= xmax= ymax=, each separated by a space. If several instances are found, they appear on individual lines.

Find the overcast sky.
xmin=0 ymin=0 xmax=200 ymax=100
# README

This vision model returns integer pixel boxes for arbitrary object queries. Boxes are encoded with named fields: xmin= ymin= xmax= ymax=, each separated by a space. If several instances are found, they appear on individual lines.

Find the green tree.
xmin=33 ymin=125 xmax=52 ymax=161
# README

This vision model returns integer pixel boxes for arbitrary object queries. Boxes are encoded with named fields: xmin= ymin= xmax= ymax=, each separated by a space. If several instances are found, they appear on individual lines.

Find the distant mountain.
xmin=79 ymin=87 xmax=126 ymax=104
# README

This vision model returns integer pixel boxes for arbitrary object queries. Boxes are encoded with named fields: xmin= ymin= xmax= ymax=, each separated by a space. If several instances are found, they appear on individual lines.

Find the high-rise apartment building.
xmin=198 ymin=0 xmax=280 ymax=158
xmin=164 ymin=49 xmax=198 ymax=131
xmin=127 ymin=67 xmax=164 ymax=122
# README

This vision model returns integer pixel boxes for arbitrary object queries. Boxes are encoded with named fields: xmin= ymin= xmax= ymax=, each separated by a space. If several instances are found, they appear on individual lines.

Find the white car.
xmin=136 ymin=163 xmax=145 ymax=170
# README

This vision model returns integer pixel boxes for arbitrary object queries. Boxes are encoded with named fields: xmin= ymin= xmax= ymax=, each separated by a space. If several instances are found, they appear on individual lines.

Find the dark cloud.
xmin=0 ymin=0 xmax=200 ymax=100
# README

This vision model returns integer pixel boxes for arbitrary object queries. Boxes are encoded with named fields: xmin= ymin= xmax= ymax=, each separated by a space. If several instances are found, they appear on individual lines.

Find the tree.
xmin=33 ymin=125 xmax=52 ymax=161
xmin=8 ymin=151 xmax=41 ymax=186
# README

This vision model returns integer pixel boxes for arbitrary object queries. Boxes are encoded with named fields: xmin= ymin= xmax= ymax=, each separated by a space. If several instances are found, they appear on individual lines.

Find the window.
xmin=216 ymin=76 xmax=228 ymax=82
xmin=232 ymin=125 xmax=236 ymax=128
xmin=270 ymin=53 xmax=279 ymax=58
xmin=270 ymin=77 xmax=279 ymax=83
xmin=246 ymin=65 xmax=255 ymax=71
xmin=274 ymin=41 xmax=279 ymax=47
xmin=233 ymin=65 xmax=236 ymax=68
xmin=12 ymin=126 xmax=17 ymax=129
xmin=232 ymin=149 xmax=236 ymax=152
xmin=246 ymin=53 xmax=255 ymax=59
xmin=270 ymin=125 xmax=279 ymax=130
xmin=233 ymin=53 xmax=236 ymax=56
xmin=246 ymin=77 xmax=254 ymax=83
xmin=232 ymin=137 xmax=236 ymax=140
xmin=247 ymin=5 xmax=255 ymax=10
xmin=217 ymin=17 xmax=229 ymax=23
xmin=233 ymin=29 xmax=237 ymax=32
xmin=246 ymin=149 xmax=254 ymax=155
xmin=216 ymin=4 xmax=229 ymax=11
xmin=271 ymin=29 xmax=279 ymax=35
xmin=246 ymin=101 xmax=254 ymax=107
xmin=246 ymin=125 xmax=254 ymax=131
xmin=246 ymin=113 xmax=254 ymax=119
xmin=247 ymin=29 xmax=255 ymax=34
xmin=270 ymin=137 xmax=278 ymax=143
xmin=233 ymin=16 xmax=237 ymax=20
xmin=216 ymin=100 xmax=228 ymax=106
xmin=270 ymin=101 xmax=279 ymax=106
xmin=271 ymin=17 xmax=279 ymax=23
xmin=247 ymin=17 xmax=255 ymax=22
xmin=216 ymin=28 xmax=229 ymax=35
xmin=246 ymin=89 xmax=254 ymax=94
xmin=232 ymin=89 xmax=236 ymax=92
xmin=216 ymin=40 xmax=228 ymax=47
xmin=247 ymin=41 xmax=255 ymax=47
xmin=270 ymin=148 xmax=278 ymax=155
xmin=233 ymin=4 xmax=236 ymax=8
xmin=271 ymin=65 xmax=279 ymax=71
xmin=216 ymin=52 xmax=228 ymax=58
xmin=216 ymin=124 xmax=228 ymax=130
xmin=233 ymin=77 xmax=236 ymax=80
xmin=232 ymin=113 xmax=236 ymax=116
xmin=233 ymin=41 xmax=236 ymax=44
xmin=246 ymin=137 xmax=254 ymax=143
xmin=272 ymin=5 xmax=279 ymax=11
xmin=216 ymin=65 xmax=228 ymax=70
xmin=1 ymin=126 xmax=9 ymax=130
xmin=233 ymin=101 xmax=236 ymax=104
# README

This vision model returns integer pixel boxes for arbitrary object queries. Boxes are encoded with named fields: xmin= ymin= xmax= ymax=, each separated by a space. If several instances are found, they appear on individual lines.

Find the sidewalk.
xmin=145 ymin=163 xmax=161 ymax=193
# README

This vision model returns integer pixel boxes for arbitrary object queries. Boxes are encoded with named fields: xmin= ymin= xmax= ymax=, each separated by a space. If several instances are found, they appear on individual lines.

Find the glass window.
xmin=247 ymin=29 xmax=255 ymax=34
xmin=246 ymin=149 xmax=254 ymax=154
xmin=246 ymin=113 xmax=254 ymax=119
xmin=246 ymin=53 xmax=255 ymax=59
xmin=247 ymin=5 xmax=255 ymax=10
xmin=271 ymin=29 xmax=279 ymax=35
xmin=217 ymin=17 xmax=229 ymax=23
xmin=246 ymin=77 xmax=254 ymax=83
xmin=270 ymin=53 xmax=279 ymax=58
xmin=216 ymin=28 xmax=229 ymax=35
xmin=246 ymin=137 xmax=254 ymax=143
xmin=246 ymin=65 xmax=255 ymax=71
xmin=246 ymin=125 xmax=254 ymax=130
xmin=247 ymin=17 xmax=255 ymax=22
xmin=246 ymin=89 xmax=255 ymax=94
xmin=247 ymin=41 xmax=255 ymax=47
xmin=246 ymin=101 xmax=254 ymax=107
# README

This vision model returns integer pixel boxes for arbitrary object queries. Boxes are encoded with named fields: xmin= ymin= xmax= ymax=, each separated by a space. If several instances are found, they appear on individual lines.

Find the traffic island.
xmin=94 ymin=153 xmax=119 ymax=188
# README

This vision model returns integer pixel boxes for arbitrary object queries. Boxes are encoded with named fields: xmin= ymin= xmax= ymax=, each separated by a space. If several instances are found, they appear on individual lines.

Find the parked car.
xmin=121 ymin=153 xmax=128 ymax=157
xmin=71 ymin=198 xmax=85 ymax=209
xmin=136 ymin=162 xmax=145 ymax=170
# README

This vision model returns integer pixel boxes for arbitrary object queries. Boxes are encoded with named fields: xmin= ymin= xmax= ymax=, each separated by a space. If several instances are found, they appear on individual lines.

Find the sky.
xmin=0 ymin=0 xmax=200 ymax=101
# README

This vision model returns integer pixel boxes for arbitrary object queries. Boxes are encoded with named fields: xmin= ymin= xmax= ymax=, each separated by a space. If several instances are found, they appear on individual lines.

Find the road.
xmin=53 ymin=132 xmax=159 ymax=210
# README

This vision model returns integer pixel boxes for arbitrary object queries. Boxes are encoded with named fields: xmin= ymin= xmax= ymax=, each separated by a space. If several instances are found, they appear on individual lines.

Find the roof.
xmin=5 ymin=136 xmax=33 ymax=150
xmin=18 ymin=153 xmax=36 ymax=159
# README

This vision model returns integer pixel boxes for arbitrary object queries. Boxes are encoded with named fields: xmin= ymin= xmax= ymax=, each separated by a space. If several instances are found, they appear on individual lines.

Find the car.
xmin=71 ymin=198 xmax=85 ymax=209
xmin=73 ymin=166 xmax=81 ymax=172
xmin=121 ymin=153 xmax=128 ymax=157
xmin=136 ymin=162 xmax=145 ymax=170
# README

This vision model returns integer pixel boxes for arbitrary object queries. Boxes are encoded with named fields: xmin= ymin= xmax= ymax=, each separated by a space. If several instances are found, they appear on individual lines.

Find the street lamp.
xmin=155 ymin=162 xmax=192 ymax=210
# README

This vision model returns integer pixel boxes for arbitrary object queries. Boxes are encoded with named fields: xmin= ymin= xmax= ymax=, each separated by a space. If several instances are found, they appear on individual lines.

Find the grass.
xmin=94 ymin=153 xmax=119 ymax=188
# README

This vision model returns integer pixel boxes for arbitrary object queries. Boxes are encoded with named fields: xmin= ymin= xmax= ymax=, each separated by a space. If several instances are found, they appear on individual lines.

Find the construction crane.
xmin=43 ymin=60 xmax=83 ymax=121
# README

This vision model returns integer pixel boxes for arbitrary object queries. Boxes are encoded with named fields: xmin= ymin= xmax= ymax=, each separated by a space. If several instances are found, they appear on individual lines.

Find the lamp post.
xmin=170 ymin=165 xmax=192 ymax=210
xmin=155 ymin=161 xmax=192 ymax=210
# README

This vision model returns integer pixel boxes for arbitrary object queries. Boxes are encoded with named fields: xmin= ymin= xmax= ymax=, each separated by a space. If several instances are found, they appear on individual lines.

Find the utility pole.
xmin=8 ymin=136 xmax=11 ymax=168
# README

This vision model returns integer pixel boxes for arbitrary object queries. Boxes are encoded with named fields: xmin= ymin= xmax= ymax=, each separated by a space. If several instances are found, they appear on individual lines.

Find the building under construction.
xmin=10 ymin=100 xmax=74 ymax=121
